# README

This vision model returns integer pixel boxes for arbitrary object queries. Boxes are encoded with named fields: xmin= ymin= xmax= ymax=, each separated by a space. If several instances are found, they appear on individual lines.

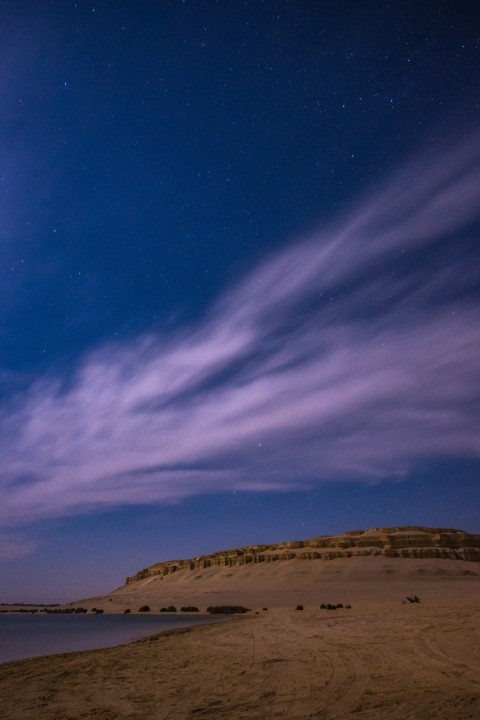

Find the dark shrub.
xmin=263 ymin=608 xmax=268 ymax=611
xmin=320 ymin=603 xmax=327 ymax=609
xmin=139 ymin=605 xmax=150 ymax=612
xmin=95 ymin=609 xmax=104 ymax=614
xmin=406 ymin=595 xmax=421 ymax=604
xmin=336 ymin=604 xmax=343 ymax=609
xmin=345 ymin=604 xmax=351 ymax=609
xmin=206 ymin=605 xmax=250 ymax=614
xmin=180 ymin=606 xmax=199 ymax=612
xmin=124 ymin=609 xmax=131 ymax=614
xmin=296 ymin=605 xmax=304 ymax=611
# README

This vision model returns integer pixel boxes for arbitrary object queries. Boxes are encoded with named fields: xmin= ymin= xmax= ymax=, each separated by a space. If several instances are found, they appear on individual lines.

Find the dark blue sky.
xmin=1 ymin=1 xmax=479 ymax=602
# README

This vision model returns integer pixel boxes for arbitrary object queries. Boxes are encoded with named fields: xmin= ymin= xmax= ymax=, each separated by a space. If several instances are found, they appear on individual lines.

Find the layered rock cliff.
xmin=126 ymin=526 xmax=480 ymax=585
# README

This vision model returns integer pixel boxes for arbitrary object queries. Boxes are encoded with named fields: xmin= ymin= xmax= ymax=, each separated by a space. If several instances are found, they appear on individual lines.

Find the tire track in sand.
xmin=314 ymin=648 xmax=367 ymax=720
xmin=416 ymin=632 xmax=480 ymax=691
xmin=261 ymin=614 xmax=367 ymax=720
xmin=261 ymin=619 xmax=312 ymax=720
xmin=160 ymin=620 xmax=249 ymax=720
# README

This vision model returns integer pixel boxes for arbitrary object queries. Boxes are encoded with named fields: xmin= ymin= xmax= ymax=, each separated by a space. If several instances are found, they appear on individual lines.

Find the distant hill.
xmin=126 ymin=526 xmax=480 ymax=585
xmin=73 ymin=527 xmax=480 ymax=612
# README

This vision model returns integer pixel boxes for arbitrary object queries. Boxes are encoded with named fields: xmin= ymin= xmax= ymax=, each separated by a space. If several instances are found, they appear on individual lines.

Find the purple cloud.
xmin=1 ymin=131 xmax=479 ymax=538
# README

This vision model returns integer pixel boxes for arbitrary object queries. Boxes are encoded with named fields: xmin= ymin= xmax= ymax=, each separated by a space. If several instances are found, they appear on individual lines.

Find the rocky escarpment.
xmin=126 ymin=526 xmax=480 ymax=585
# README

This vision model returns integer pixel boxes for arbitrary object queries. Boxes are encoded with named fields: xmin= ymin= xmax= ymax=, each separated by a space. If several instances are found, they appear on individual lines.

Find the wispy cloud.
xmin=0 ymin=531 xmax=39 ymax=560
xmin=1 ymin=131 xmax=479 ymax=535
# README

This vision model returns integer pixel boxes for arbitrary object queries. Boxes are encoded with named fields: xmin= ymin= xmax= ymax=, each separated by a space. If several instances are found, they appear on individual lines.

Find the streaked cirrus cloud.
xmin=1 ymin=131 xmax=479 ymax=534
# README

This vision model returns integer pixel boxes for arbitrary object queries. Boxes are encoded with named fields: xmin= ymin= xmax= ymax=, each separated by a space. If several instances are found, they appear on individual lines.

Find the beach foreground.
xmin=0 ymin=599 xmax=479 ymax=720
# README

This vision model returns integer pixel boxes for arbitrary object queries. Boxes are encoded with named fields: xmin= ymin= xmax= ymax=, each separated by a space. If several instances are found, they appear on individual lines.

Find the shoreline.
xmin=0 ymin=611 xmax=228 ymax=666
xmin=0 ymin=599 xmax=478 ymax=719
xmin=0 ymin=612 xmax=236 ymax=668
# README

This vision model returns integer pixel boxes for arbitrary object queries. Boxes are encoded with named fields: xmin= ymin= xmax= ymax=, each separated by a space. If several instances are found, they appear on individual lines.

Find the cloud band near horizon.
xmin=1 ymin=131 xmax=480 ymax=539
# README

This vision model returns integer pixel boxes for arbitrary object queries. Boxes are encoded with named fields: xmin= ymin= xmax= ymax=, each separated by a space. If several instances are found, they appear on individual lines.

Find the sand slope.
xmin=75 ymin=553 xmax=480 ymax=614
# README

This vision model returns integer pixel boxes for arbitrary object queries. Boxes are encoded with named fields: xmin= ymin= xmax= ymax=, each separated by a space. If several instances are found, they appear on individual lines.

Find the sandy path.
xmin=0 ymin=601 xmax=479 ymax=720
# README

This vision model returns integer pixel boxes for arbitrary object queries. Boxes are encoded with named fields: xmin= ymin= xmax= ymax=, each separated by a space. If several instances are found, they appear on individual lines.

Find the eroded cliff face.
xmin=125 ymin=527 xmax=480 ymax=585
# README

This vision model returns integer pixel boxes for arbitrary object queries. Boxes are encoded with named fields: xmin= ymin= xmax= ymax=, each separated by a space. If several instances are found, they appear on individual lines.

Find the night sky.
xmin=1 ymin=1 xmax=479 ymax=602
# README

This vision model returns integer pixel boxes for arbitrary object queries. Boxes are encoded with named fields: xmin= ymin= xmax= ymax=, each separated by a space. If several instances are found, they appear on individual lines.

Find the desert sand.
xmin=1 ymin=573 xmax=479 ymax=719
xmin=2 ymin=528 xmax=479 ymax=719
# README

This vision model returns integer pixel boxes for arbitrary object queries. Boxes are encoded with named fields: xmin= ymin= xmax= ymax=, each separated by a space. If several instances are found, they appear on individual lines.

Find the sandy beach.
xmin=1 ymin=594 xmax=479 ymax=720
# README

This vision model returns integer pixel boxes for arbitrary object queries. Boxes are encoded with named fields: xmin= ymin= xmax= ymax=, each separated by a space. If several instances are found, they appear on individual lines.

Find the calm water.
xmin=0 ymin=613 xmax=219 ymax=664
